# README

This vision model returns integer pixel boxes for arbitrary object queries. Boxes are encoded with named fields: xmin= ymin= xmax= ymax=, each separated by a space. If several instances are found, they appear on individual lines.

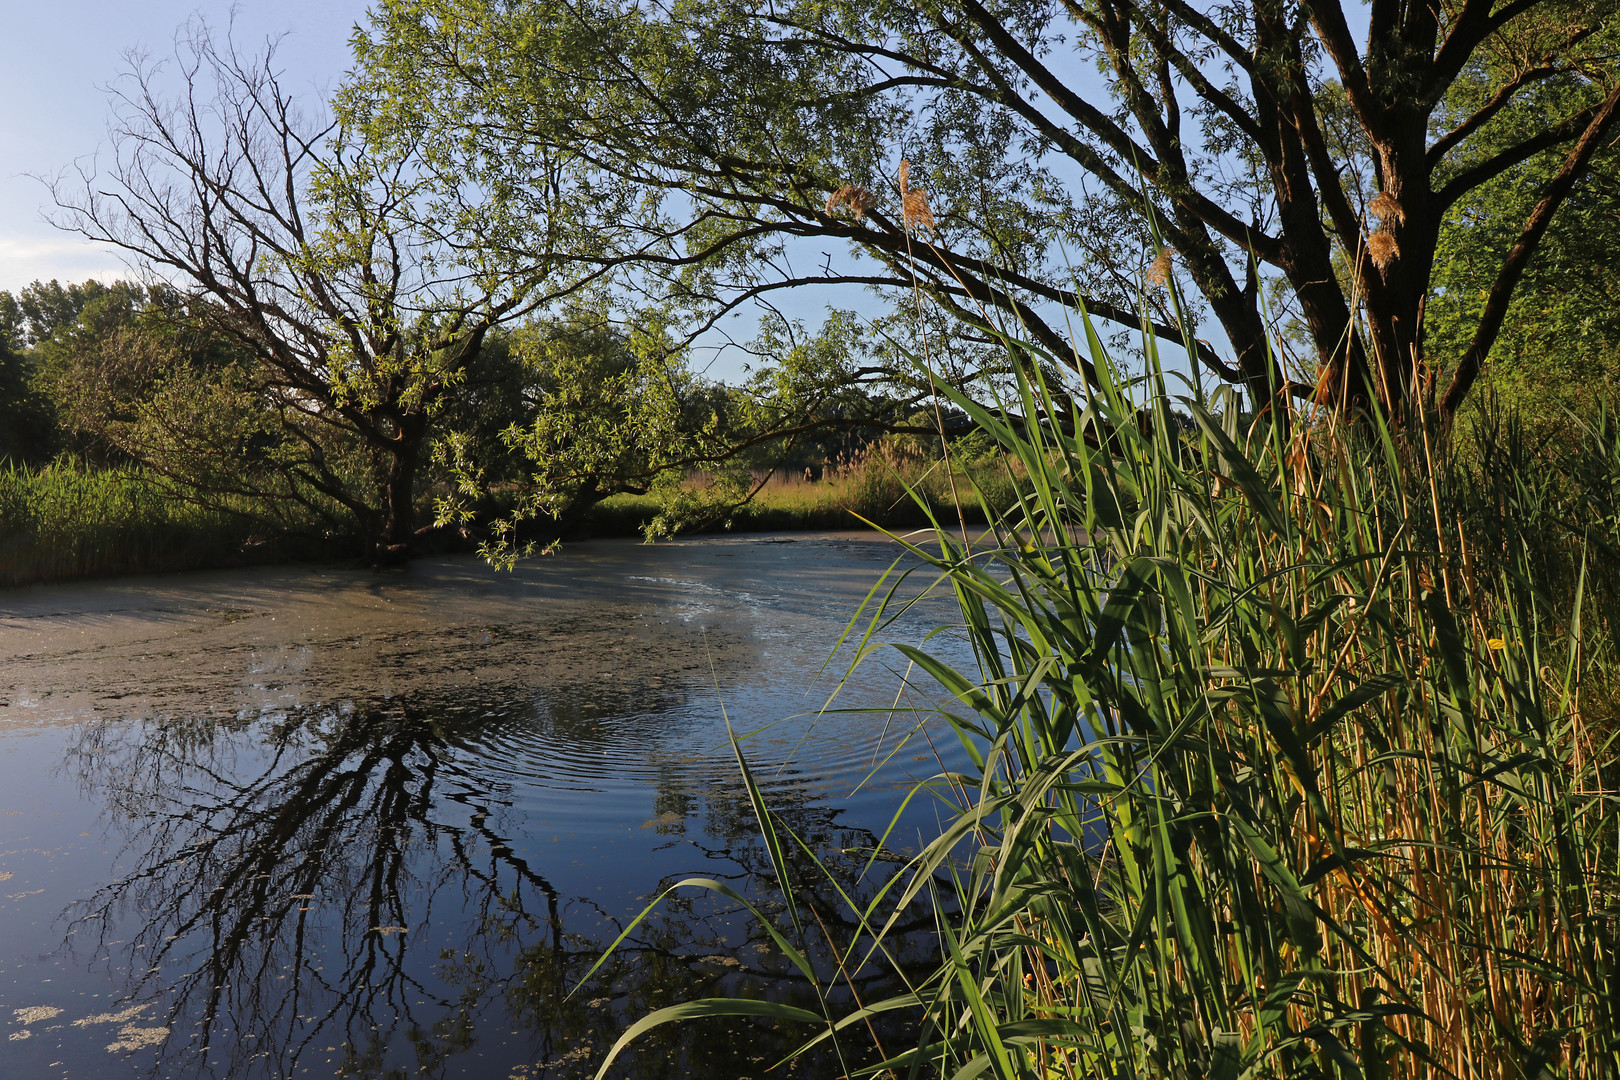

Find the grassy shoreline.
xmin=1 ymin=452 xmax=1011 ymax=587
xmin=586 ymin=460 xmax=1006 ymax=537
xmin=0 ymin=464 xmax=280 ymax=588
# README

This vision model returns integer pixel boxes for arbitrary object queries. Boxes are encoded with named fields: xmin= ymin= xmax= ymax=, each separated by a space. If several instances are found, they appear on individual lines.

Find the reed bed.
xmin=588 ymin=441 xmax=1019 ymax=536
xmin=590 ymin=325 xmax=1620 ymax=1078
xmin=0 ymin=462 xmax=269 ymax=586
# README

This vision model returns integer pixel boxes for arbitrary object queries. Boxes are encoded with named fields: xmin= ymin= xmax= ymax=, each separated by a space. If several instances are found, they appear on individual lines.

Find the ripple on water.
xmin=0 ymin=534 xmax=974 ymax=1080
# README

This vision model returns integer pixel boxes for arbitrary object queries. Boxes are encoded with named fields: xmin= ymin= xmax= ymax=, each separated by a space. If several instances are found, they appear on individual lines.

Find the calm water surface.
xmin=0 ymin=532 xmax=971 ymax=1079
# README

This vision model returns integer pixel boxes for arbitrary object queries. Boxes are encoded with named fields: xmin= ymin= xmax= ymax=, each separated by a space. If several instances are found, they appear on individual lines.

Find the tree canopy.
xmin=348 ymin=0 xmax=1620 ymax=418
xmin=1427 ymin=72 xmax=1620 ymax=414
xmin=48 ymin=27 xmax=587 ymax=557
xmin=15 ymin=0 xmax=1619 ymax=567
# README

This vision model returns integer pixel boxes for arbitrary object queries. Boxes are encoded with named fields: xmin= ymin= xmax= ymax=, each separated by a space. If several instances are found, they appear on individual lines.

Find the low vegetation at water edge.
xmin=594 ymin=329 xmax=1620 ymax=1079
xmin=0 ymin=463 xmax=283 ymax=587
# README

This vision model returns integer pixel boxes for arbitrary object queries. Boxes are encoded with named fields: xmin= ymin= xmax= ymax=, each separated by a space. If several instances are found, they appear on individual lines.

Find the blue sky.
xmin=0 ymin=0 xmax=1220 ymax=385
xmin=0 ymin=0 xmax=371 ymax=294
xmin=0 ymin=0 xmax=845 ymax=382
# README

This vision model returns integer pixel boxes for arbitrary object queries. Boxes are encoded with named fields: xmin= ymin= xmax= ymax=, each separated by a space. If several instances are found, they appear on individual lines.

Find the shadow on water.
xmin=54 ymin=688 xmax=942 ymax=1079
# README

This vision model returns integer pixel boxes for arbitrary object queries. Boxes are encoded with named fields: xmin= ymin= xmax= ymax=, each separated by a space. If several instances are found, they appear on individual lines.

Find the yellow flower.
xmin=1487 ymin=638 xmax=1507 ymax=650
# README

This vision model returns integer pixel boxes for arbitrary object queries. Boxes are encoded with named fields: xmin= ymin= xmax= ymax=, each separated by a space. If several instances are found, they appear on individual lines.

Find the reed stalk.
xmin=0 ymin=461 xmax=270 ymax=586
xmin=589 ymin=317 xmax=1620 ymax=1078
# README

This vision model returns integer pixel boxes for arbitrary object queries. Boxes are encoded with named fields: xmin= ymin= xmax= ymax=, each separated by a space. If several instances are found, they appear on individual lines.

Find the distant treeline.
xmin=0 ymin=279 xmax=998 ymax=583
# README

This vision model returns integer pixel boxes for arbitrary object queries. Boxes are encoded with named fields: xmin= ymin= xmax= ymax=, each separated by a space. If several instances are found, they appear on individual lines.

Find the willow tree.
xmin=50 ymin=25 xmax=627 ymax=558
xmin=350 ymin=0 xmax=1618 ymax=419
xmin=1426 ymin=73 xmax=1620 ymax=413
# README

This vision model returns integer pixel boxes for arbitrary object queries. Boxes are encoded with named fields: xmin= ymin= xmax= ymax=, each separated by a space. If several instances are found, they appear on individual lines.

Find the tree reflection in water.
xmin=59 ymin=688 xmax=934 ymax=1078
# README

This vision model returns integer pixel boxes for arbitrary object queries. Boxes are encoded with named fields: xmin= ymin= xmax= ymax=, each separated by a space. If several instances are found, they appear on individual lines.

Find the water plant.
xmin=0 ymin=461 xmax=270 ymax=586
xmin=586 ymin=317 xmax=1620 ymax=1078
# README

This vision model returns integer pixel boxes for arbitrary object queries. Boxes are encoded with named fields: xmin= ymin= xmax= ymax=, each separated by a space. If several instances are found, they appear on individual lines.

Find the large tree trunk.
xmin=1310 ymin=111 xmax=1440 ymax=420
xmin=374 ymin=420 xmax=423 ymax=563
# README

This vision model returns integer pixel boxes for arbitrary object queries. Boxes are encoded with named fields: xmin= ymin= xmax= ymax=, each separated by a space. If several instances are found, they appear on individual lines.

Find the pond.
xmin=0 ymin=532 xmax=973 ymax=1079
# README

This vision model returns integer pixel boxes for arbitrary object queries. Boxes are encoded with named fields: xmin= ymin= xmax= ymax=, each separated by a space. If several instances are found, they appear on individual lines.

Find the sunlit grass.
xmin=588 ymin=446 xmax=1020 ymax=536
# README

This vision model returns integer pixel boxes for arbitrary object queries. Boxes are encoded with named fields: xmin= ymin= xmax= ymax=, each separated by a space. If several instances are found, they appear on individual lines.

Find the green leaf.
xmin=592 ymin=999 xmax=825 ymax=1080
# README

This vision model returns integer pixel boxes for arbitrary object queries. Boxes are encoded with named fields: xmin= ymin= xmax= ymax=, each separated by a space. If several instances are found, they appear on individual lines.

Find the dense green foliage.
xmin=1429 ymin=75 xmax=1620 ymax=414
xmin=0 ymin=334 xmax=53 ymax=466
xmin=0 ymin=274 xmax=940 ymax=579
xmin=0 ymin=463 xmax=270 ymax=586
xmin=590 ymin=429 xmax=1020 ymax=535
xmin=5 ymin=2 xmax=1620 ymax=588
xmin=593 ymin=324 xmax=1620 ymax=1078
xmin=0 ymin=279 xmax=123 ymax=465
xmin=347 ymin=0 xmax=1620 ymax=417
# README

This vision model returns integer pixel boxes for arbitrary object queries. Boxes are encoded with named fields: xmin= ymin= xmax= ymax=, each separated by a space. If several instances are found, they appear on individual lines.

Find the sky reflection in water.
xmin=0 ymin=533 xmax=969 ymax=1079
